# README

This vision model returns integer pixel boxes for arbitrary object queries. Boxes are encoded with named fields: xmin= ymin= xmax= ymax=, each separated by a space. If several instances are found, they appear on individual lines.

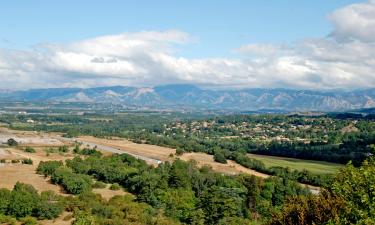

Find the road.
xmin=58 ymin=137 xmax=162 ymax=165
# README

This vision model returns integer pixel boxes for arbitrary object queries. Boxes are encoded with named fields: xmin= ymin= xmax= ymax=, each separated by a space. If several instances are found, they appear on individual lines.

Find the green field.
xmin=247 ymin=153 xmax=344 ymax=174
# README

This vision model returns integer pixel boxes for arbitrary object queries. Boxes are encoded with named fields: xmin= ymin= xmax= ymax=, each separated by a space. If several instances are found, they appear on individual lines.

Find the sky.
xmin=0 ymin=0 xmax=374 ymax=90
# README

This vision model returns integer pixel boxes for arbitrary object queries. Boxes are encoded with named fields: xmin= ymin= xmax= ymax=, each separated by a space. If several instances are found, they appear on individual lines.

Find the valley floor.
xmin=0 ymin=126 xmax=323 ymax=196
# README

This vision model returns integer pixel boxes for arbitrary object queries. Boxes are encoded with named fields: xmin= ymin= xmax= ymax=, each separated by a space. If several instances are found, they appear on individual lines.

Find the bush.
xmin=7 ymin=138 xmax=18 ymax=147
xmin=92 ymin=181 xmax=107 ymax=189
xmin=11 ymin=159 xmax=20 ymax=164
xmin=0 ymin=189 xmax=11 ymax=214
xmin=22 ymin=159 xmax=33 ymax=165
xmin=24 ymin=147 xmax=36 ymax=153
xmin=109 ymin=183 xmax=121 ymax=190
xmin=176 ymin=148 xmax=185 ymax=156
xmin=0 ymin=183 xmax=62 ymax=221
xmin=0 ymin=159 xmax=5 ymax=163
xmin=58 ymin=145 xmax=69 ymax=153
xmin=79 ymin=148 xmax=102 ymax=157
xmin=19 ymin=216 xmax=38 ymax=225
xmin=214 ymin=151 xmax=227 ymax=164
xmin=51 ymin=167 xmax=92 ymax=195
xmin=37 ymin=161 xmax=64 ymax=177
xmin=0 ymin=214 xmax=16 ymax=224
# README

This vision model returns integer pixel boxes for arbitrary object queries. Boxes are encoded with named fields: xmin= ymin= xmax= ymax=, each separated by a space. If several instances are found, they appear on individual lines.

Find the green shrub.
xmin=109 ymin=183 xmax=121 ymax=190
xmin=24 ymin=147 xmax=36 ymax=153
xmin=51 ymin=167 xmax=92 ymax=195
xmin=19 ymin=216 xmax=38 ymax=225
xmin=22 ymin=159 xmax=33 ymax=165
xmin=37 ymin=161 xmax=63 ymax=177
xmin=0 ymin=214 xmax=16 ymax=224
xmin=92 ymin=181 xmax=107 ymax=189
xmin=58 ymin=145 xmax=69 ymax=153
xmin=176 ymin=148 xmax=185 ymax=156
xmin=214 ymin=151 xmax=227 ymax=164
xmin=11 ymin=159 xmax=20 ymax=164
xmin=7 ymin=138 xmax=18 ymax=146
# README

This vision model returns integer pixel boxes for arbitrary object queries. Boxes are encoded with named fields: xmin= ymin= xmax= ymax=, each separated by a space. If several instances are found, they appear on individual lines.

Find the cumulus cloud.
xmin=1 ymin=1 xmax=375 ymax=90
xmin=329 ymin=0 xmax=375 ymax=42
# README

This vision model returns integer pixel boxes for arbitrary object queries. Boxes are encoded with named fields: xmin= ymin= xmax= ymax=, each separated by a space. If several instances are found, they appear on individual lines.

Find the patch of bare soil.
xmin=93 ymin=187 xmax=130 ymax=200
xmin=0 ymin=127 xmax=64 ymax=146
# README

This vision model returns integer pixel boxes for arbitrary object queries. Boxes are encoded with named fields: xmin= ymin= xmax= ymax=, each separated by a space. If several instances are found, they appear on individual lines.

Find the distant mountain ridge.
xmin=2 ymin=84 xmax=375 ymax=111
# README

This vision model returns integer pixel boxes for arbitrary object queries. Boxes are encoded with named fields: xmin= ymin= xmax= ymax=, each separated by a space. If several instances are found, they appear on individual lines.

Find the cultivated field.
xmin=247 ymin=153 xmax=344 ymax=174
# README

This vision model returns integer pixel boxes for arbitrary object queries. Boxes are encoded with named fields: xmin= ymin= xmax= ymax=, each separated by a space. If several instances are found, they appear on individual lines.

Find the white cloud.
xmin=1 ymin=1 xmax=375 ymax=90
xmin=329 ymin=0 xmax=375 ymax=42
xmin=234 ymin=43 xmax=290 ymax=56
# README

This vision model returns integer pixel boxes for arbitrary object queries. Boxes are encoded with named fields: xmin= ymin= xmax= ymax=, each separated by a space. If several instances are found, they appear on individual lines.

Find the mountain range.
xmin=2 ymin=84 xmax=375 ymax=112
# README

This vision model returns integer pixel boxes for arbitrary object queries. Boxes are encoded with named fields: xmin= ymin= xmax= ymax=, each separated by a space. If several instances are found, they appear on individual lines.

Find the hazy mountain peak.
xmin=2 ymin=85 xmax=375 ymax=112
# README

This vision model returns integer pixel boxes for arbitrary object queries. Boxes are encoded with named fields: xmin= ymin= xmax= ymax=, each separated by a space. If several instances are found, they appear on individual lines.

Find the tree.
xmin=270 ymin=191 xmax=346 ymax=225
xmin=0 ymin=189 xmax=11 ymax=214
xmin=271 ymin=158 xmax=375 ymax=225
xmin=200 ymin=185 xmax=246 ymax=225
xmin=7 ymin=138 xmax=18 ymax=146
xmin=37 ymin=161 xmax=63 ymax=177
xmin=161 ymin=188 xmax=196 ymax=223
xmin=7 ymin=183 xmax=38 ymax=218
xmin=330 ymin=158 xmax=375 ymax=224
xmin=214 ymin=150 xmax=227 ymax=164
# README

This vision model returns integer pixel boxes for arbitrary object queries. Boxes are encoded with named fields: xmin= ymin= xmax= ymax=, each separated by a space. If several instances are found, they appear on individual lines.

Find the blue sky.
xmin=0 ymin=0 xmax=374 ymax=90
xmin=0 ymin=0 xmax=363 ymax=58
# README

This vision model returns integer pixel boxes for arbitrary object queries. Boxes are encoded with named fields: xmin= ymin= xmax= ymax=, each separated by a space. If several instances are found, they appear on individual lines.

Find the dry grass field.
xmin=77 ymin=136 xmax=272 ymax=178
xmin=78 ymin=136 xmax=175 ymax=161
xmin=180 ymin=152 xmax=269 ymax=178
xmin=0 ymin=147 xmax=73 ymax=194
xmin=0 ymin=127 xmax=321 ymax=197
xmin=93 ymin=186 xmax=130 ymax=200
xmin=0 ymin=127 xmax=64 ymax=146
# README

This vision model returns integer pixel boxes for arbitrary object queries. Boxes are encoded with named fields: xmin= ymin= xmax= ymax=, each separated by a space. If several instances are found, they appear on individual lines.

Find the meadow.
xmin=247 ymin=153 xmax=344 ymax=174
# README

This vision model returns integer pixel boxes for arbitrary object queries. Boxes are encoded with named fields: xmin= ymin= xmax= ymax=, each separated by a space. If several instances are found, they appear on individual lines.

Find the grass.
xmin=247 ymin=153 xmax=344 ymax=174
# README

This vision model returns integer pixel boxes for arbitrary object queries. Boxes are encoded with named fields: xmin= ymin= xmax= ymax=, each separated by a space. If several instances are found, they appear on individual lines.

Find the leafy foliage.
xmin=0 ymin=182 xmax=63 ymax=219
xmin=7 ymin=138 xmax=18 ymax=146
xmin=270 ymin=157 xmax=375 ymax=224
